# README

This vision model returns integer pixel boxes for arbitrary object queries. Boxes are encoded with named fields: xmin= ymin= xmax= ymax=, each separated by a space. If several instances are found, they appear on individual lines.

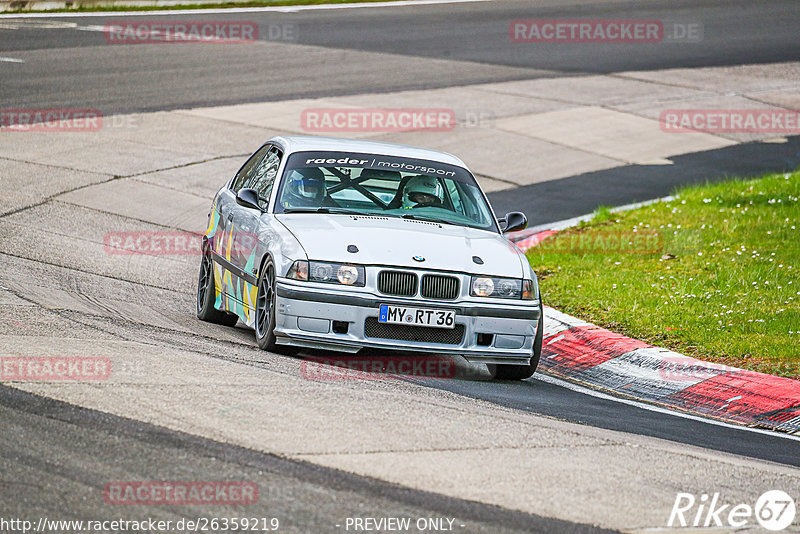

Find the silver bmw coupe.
xmin=197 ymin=136 xmax=543 ymax=380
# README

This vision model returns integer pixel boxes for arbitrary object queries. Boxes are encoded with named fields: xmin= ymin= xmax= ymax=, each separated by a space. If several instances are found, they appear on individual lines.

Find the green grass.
xmin=528 ymin=170 xmax=800 ymax=380
xmin=4 ymin=0 xmax=399 ymax=13
xmin=586 ymin=205 xmax=615 ymax=225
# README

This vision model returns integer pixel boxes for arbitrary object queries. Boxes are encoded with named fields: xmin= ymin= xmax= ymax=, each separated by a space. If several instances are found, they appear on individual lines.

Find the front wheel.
xmin=489 ymin=304 xmax=543 ymax=381
xmin=254 ymin=257 xmax=298 ymax=355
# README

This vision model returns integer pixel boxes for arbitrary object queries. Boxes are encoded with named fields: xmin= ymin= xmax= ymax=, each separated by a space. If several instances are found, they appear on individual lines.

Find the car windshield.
xmin=275 ymin=150 xmax=498 ymax=232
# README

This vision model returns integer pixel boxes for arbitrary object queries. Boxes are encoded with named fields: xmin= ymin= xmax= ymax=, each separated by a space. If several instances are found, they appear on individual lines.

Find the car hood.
xmin=276 ymin=214 xmax=525 ymax=277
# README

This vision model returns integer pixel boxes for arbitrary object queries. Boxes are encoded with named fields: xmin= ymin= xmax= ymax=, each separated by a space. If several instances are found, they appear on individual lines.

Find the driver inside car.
xmin=402 ymin=175 xmax=444 ymax=208
xmin=284 ymin=167 xmax=326 ymax=208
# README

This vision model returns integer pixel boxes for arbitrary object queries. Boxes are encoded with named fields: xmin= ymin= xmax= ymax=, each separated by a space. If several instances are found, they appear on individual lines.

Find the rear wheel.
xmin=197 ymin=246 xmax=239 ymax=326
xmin=489 ymin=304 xmax=543 ymax=381
xmin=254 ymin=257 xmax=298 ymax=355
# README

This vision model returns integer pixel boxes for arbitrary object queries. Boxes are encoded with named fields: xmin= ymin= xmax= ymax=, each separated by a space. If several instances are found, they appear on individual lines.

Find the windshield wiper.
xmin=282 ymin=209 xmax=470 ymax=228
xmin=282 ymin=207 xmax=365 ymax=215
xmin=401 ymin=213 xmax=460 ymax=227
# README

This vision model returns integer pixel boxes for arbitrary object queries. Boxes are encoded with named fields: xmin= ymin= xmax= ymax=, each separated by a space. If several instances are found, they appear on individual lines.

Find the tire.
xmin=254 ymin=257 xmax=298 ymax=355
xmin=197 ymin=246 xmax=239 ymax=327
xmin=489 ymin=303 xmax=543 ymax=381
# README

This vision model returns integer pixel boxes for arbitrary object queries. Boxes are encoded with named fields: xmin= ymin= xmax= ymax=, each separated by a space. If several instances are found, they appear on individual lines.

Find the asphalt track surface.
xmin=2 ymin=0 xmax=800 ymax=224
xmin=490 ymin=135 xmax=800 ymax=225
xmin=2 ymin=0 xmax=800 ymax=113
xmin=2 ymin=0 xmax=800 ymax=530
xmin=413 ymin=374 xmax=800 ymax=468
xmin=0 ymin=385 xmax=605 ymax=533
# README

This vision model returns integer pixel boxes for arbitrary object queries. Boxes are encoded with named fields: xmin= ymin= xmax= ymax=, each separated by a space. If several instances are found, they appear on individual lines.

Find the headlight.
xmin=310 ymin=262 xmax=334 ymax=281
xmin=471 ymin=277 xmax=495 ymax=297
xmin=337 ymin=265 xmax=360 ymax=285
xmin=287 ymin=260 xmax=365 ymax=287
xmin=470 ymin=276 xmax=536 ymax=300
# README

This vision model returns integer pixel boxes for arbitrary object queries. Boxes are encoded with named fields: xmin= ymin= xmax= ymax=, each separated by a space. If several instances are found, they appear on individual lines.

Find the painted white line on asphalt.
xmin=524 ymin=195 xmax=676 ymax=236
xmin=74 ymin=25 xmax=108 ymax=31
xmin=535 ymin=372 xmax=800 ymax=442
xmin=0 ymin=0 xmax=488 ymax=18
xmin=0 ymin=57 xmax=25 ymax=62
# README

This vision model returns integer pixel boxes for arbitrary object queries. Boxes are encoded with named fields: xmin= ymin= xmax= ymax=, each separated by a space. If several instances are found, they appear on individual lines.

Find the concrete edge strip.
xmin=0 ymin=0 xmax=488 ymax=17
xmin=506 ymin=195 xmax=675 ymax=243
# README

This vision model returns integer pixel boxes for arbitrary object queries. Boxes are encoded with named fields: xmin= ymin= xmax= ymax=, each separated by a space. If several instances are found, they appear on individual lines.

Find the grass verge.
xmin=528 ymin=170 xmax=799 ymax=379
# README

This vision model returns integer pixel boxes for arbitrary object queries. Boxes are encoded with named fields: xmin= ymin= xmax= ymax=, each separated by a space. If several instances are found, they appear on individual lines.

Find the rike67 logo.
xmin=669 ymin=490 xmax=796 ymax=531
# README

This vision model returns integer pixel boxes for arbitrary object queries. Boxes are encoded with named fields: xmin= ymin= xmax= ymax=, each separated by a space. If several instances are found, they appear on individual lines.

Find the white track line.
xmin=524 ymin=195 xmax=676 ymax=235
xmin=0 ymin=57 xmax=25 ymax=62
xmin=0 ymin=0 xmax=488 ymax=18
xmin=535 ymin=373 xmax=800 ymax=442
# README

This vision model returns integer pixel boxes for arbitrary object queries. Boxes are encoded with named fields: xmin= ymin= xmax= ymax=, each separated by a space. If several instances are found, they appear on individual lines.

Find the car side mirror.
xmin=236 ymin=188 xmax=263 ymax=211
xmin=501 ymin=211 xmax=527 ymax=233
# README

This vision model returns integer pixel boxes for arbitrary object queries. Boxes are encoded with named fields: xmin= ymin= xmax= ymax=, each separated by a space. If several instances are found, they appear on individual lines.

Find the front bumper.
xmin=274 ymin=279 xmax=541 ymax=365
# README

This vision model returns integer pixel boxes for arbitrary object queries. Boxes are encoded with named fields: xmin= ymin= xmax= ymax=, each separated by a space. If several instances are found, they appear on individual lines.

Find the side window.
xmin=231 ymin=144 xmax=271 ymax=193
xmin=247 ymin=147 xmax=282 ymax=209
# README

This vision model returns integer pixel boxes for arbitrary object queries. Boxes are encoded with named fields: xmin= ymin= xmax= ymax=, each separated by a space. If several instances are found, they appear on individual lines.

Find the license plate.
xmin=378 ymin=304 xmax=456 ymax=329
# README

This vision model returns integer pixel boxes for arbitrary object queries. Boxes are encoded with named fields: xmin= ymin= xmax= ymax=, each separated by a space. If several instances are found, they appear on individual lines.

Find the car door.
xmin=229 ymin=145 xmax=283 ymax=325
xmin=214 ymin=144 xmax=272 ymax=306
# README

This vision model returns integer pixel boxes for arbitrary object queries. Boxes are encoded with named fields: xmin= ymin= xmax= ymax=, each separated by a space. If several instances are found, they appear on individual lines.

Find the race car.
xmin=197 ymin=136 xmax=543 ymax=380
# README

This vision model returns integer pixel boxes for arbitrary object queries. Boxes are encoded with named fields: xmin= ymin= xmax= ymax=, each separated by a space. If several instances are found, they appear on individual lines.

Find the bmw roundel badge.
xmin=412 ymin=256 xmax=425 ymax=262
